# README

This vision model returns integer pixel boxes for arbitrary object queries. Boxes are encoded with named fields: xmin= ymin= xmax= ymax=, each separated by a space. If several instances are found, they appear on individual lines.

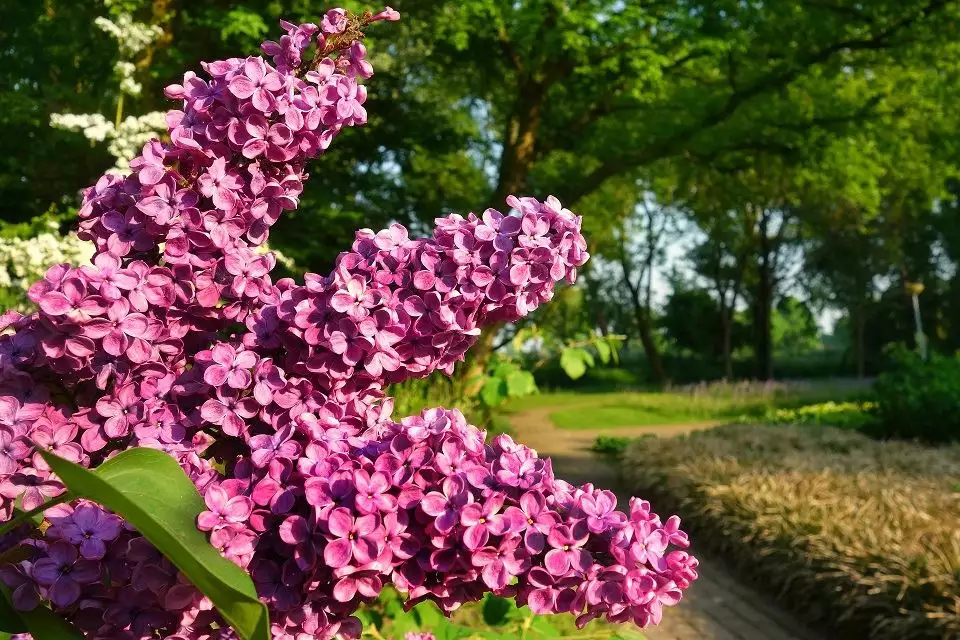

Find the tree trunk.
xmin=464 ymin=80 xmax=548 ymax=384
xmin=460 ymin=330 xmax=496 ymax=395
xmin=720 ymin=308 xmax=733 ymax=379
xmin=619 ymin=239 xmax=666 ymax=386
xmin=634 ymin=306 xmax=667 ymax=386
xmin=491 ymin=80 xmax=544 ymax=206
xmin=755 ymin=214 xmax=774 ymax=380
xmin=754 ymin=277 xmax=774 ymax=380
xmin=851 ymin=300 xmax=866 ymax=378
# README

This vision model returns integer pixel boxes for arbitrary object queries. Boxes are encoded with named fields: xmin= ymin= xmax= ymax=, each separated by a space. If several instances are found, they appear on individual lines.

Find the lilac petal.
xmin=481 ymin=561 xmax=508 ymax=590
xmin=38 ymin=293 xmax=71 ymax=315
xmin=463 ymin=525 xmax=488 ymax=550
xmin=524 ymin=530 xmax=546 ymax=554
xmin=69 ymin=561 xmax=100 ymax=583
xmin=30 ymin=559 xmax=61 ymax=585
xmin=227 ymin=368 xmax=252 ymax=389
xmin=332 ymin=576 xmax=357 ymax=602
xmin=459 ymin=503 xmax=483 ymax=527
xmin=326 ymin=508 xmax=354 ymax=537
xmin=203 ymin=365 xmax=229 ymax=387
xmin=48 ymin=578 xmax=81 ymax=607
xmin=528 ymin=588 xmax=556 ymax=614
xmin=229 ymin=76 xmax=256 ymax=99
xmin=0 ymin=456 xmax=17 ymax=475
xmin=419 ymin=493 xmax=447 ymax=517
xmin=80 ymin=538 xmax=107 ymax=560
xmin=356 ymin=574 xmax=381 ymax=598
xmin=197 ymin=512 xmax=222 ymax=530
xmin=12 ymin=583 xmax=40 ymax=611
xmin=544 ymin=549 xmax=570 ymax=576
xmin=323 ymin=538 xmax=352 ymax=568
xmin=101 ymin=330 xmax=128 ymax=356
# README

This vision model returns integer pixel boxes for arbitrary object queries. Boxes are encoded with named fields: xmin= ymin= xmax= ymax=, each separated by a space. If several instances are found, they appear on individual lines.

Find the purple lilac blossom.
xmin=0 ymin=7 xmax=697 ymax=640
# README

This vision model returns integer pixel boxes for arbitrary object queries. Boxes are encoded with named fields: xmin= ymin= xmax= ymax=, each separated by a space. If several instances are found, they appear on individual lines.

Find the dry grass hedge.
xmin=622 ymin=424 xmax=960 ymax=639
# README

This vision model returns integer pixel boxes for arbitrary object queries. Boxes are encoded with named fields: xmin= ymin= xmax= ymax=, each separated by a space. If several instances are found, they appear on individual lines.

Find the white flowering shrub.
xmin=50 ymin=2 xmax=166 ymax=172
xmin=0 ymin=215 xmax=92 ymax=312
xmin=0 ymin=213 xmax=295 ymax=312
xmin=93 ymin=13 xmax=163 ymax=57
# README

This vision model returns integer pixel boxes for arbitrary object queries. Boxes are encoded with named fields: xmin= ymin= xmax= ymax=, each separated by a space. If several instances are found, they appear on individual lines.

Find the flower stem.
xmin=115 ymin=93 xmax=125 ymax=130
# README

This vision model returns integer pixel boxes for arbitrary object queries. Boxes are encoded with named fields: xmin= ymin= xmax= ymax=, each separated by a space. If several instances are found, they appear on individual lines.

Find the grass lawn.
xmin=548 ymin=394 xmax=731 ymax=429
xmin=504 ymin=379 xmax=871 ymax=430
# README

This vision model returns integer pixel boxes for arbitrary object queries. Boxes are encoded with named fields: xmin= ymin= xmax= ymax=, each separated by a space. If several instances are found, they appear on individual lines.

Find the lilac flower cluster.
xmin=0 ymin=8 xmax=697 ymax=640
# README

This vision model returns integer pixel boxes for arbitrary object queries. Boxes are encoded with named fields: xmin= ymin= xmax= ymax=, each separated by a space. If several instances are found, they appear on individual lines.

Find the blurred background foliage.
xmin=3 ymin=0 xmax=960 ymax=417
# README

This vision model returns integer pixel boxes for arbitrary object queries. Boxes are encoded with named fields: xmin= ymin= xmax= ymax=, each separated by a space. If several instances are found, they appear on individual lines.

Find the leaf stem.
xmin=519 ymin=611 xmax=533 ymax=640
xmin=0 ymin=492 xmax=74 ymax=537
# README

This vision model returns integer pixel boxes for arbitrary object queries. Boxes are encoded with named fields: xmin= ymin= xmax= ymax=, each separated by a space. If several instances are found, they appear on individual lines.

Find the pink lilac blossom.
xmin=0 ymin=7 xmax=698 ymax=640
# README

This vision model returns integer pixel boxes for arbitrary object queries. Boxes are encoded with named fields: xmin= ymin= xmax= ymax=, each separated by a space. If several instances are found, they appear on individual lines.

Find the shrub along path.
xmin=506 ymin=404 xmax=823 ymax=640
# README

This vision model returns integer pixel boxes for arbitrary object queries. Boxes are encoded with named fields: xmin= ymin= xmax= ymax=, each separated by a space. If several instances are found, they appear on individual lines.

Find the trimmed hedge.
xmin=622 ymin=424 xmax=960 ymax=639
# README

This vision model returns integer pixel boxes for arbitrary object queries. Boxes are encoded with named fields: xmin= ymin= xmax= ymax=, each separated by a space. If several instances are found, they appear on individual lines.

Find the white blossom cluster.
xmin=48 ymin=113 xmax=113 ymax=143
xmin=50 ymin=111 xmax=168 ymax=172
xmin=94 ymin=13 xmax=163 ymax=57
xmin=50 ymin=4 xmax=168 ymax=173
xmin=0 ymin=229 xmax=91 ymax=311
xmin=115 ymin=60 xmax=142 ymax=96
xmin=0 ymin=230 xmax=294 ymax=313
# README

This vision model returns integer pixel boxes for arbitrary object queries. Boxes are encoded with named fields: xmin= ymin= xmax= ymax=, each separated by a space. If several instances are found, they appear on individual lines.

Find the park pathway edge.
xmin=505 ymin=404 xmax=825 ymax=640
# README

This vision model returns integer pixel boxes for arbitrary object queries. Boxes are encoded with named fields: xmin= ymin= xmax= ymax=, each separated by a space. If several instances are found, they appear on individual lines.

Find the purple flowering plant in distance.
xmin=0 ymin=6 xmax=698 ymax=640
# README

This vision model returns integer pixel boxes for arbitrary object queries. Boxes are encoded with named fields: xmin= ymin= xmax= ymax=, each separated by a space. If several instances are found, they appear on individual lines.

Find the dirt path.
xmin=507 ymin=406 xmax=823 ymax=640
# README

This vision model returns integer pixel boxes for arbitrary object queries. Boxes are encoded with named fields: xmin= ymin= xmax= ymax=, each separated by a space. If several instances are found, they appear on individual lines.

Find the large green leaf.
xmin=39 ymin=448 xmax=270 ymax=640
xmin=559 ymin=347 xmax=588 ymax=380
xmin=505 ymin=370 xmax=536 ymax=398
xmin=480 ymin=376 xmax=508 ymax=407
xmin=594 ymin=338 xmax=612 ymax=364
xmin=0 ymin=585 xmax=81 ymax=639
xmin=0 ymin=589 xmax=26 ymax=634
xmin=481 ymin=595 xmax=512 ymax=626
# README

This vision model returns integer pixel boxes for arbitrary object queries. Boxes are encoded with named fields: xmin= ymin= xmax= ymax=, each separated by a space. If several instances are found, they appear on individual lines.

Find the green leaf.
xmin=506 ymin=370 xmax=536 ymax=398
xmin=39 ymin=449 xmax=270 ymax=640
xmin=530 ymin=615 xmax=561 ymax=637
xmin=613 ymin=627 xmax=649 ymax=640
xmin=594 ymin=338 xmax=611 ymax=364
xmin=491 ymin=362 xmax=515 ymax=379
xmin=0 ymin=585 xmax=81 ymax=639
xmin=14 ymin=605 xmax=83 ymax=639
xmin=559 ymin=348 xmax=587 ymax=380
xmin=481 ymin=595 xmax=512 ymax=626
xmin=0 ymin=590 xmax=26 ymax=634
xmin=581 ymin=349 xmax=595 ymax=368
xmin=412 ymin=600 xmax=444 ymax=627
xmin=480 ymin=377 xmax=508 ymax=407
xmin=608 ymin=337 xmax=622 ymax=364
